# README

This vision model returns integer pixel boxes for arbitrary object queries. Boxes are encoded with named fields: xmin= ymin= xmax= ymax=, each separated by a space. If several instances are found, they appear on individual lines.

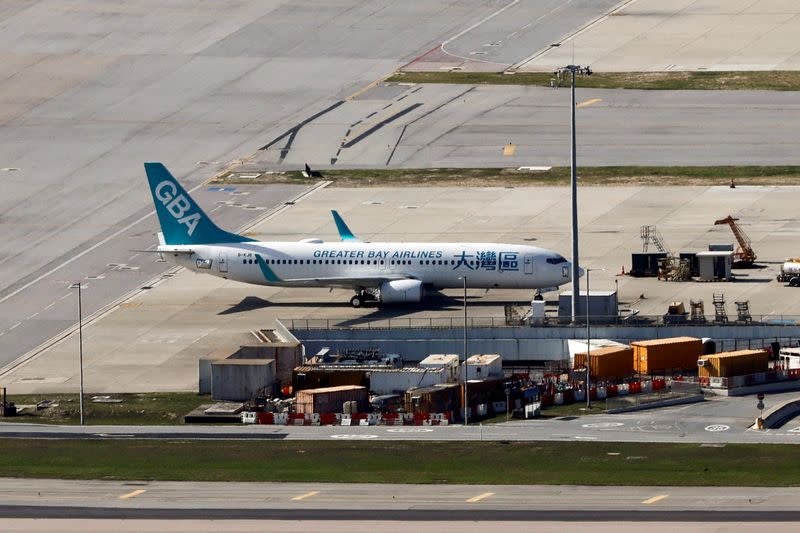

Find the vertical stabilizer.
xmin=144 ymin=162 xmax=255 ymax=245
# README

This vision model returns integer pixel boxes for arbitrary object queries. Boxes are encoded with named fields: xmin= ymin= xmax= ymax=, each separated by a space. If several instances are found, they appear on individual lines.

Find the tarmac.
xmin=514 ymin=0 xmax=800 ymax=72
xmin=2 ymin=182 xmax=800 ymax=394
xmin=0 ymin=0 xmax=542 ymax=373
xmin=250 ymin=83 xmax=800 ymax=168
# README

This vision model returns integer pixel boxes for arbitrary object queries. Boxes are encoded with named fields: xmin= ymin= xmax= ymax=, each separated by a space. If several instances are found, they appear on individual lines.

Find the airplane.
xmin=145 ymin=162 xmax=580 ymax=308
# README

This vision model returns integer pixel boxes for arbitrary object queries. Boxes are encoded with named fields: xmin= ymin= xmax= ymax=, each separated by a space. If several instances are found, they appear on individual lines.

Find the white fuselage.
xmin=162 ymin=240 xmax=573 ymax=291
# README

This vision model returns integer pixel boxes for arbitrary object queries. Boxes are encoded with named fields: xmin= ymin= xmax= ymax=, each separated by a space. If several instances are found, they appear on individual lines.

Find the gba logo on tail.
xmin=154 ymin=181 xmax=200 ymax=236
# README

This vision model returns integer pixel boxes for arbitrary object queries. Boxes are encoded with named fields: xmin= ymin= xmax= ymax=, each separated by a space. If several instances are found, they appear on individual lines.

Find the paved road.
xmin=1 ymin=392 xmax=798 ymax=443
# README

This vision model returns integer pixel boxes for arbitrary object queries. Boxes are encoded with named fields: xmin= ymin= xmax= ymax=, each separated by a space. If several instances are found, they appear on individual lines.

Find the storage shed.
xmin=696 ymin=251 xmax=733 ymax=281
xmin=631 ymin=336 xmax=703 ymax=374
xmin=698 ymin=350 xmax=769 ymax=378
xmin=211 ymin=359 xmax=275 ymax=401
xmin=405 ymin=383 xmax=462 ymax=415
xmin=420 ymin=354 xmax=461 ymax=382
xmin=464 ymin=354 xmax=503 ymax=380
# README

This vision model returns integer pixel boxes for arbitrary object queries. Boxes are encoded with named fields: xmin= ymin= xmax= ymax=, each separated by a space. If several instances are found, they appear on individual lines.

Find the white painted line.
xmin=443 ymin=0 xmax=519 ymax=45
xmin=705 ymin=424 xmax=730 ymax=432
xmin=0 ymin=177 xmax=214 ymax=306
xmin=44 ymin=302 xmax=55 ymax=311
xmin=9 ymin=322 xmax=21 ymax=331
xmin=330 ymin=434 xmax=378 ymax=439
xmin=292 ymin=491 xmax=320 ymax=501
xmin=59 ymin=293 xmax=71 ymax=300
xmin=27 ymin=313 xmax=39 ymax=320
xmin=128 ymin=254 xmax=139 ymax=261
xmin=466 ymin=492 xmax=494 ymax=503
xmin=642 ymin=494 xmax=669 ymax=505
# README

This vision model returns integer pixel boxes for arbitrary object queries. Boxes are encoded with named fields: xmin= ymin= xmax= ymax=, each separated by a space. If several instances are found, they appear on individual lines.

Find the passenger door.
xmin=523 ymin=254 xmax=534 ymax=275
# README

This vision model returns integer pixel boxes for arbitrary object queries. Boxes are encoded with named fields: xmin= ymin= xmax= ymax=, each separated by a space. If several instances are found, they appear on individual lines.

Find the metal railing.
xmin=605 ymin=380 xmax=702 ymax=411
xmin=285 ymin=314 xmax=800 ymax=331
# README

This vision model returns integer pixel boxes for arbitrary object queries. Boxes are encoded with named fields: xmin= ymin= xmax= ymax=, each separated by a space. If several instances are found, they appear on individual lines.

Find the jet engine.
xmin=379 ymin=279 xmax=423 ymax=303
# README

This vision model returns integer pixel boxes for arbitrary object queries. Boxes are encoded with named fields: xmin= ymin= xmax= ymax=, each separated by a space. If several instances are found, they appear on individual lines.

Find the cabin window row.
xmin=240 ymin=258 xmax=476 ymax=266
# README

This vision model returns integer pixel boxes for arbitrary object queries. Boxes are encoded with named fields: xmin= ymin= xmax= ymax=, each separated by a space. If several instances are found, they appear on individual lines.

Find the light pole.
xmin=556 ymin=64 xmax=592 ymax=324
xmin=460 ymin=276 xmax=469 ymax=426
xmin=584 ymin=268 xmax=605 ymax=409
xmin=70 ymin=282 xmax=85 ymax=425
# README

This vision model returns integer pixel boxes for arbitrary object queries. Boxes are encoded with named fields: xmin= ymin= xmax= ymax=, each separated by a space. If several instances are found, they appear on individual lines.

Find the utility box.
xmin=631 ymin=337 xmax=703 ymax=374
xmin=558 ymin=290 xmax=618 ymax=321
xmin=698 ymin=350 xmax=769 ymax=378
xmin=697 ymin=251 xmax=733 ymax=281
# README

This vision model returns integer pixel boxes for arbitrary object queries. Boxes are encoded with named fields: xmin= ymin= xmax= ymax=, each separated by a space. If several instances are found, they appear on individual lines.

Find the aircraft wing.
xmin=280 ymin=274 xmax=412 ymax=289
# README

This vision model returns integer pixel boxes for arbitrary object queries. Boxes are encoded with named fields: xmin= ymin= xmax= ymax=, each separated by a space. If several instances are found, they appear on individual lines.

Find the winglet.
xmin=331 ymin=210 xmax=359 ymax=241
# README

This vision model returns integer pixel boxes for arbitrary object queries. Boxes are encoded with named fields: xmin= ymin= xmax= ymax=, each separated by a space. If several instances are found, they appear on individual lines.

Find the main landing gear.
xmin=350 ymin=290 xmax=377 ymax=308
xmin=533 ymin=290 xmax=544 ymax=301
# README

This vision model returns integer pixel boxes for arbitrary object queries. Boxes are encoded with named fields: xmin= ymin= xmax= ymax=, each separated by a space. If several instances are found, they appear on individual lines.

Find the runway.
xmin=0 ymin=478 xmax=798 ymax=525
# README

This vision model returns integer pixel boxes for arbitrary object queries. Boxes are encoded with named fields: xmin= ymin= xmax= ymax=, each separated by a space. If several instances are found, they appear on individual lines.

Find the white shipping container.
xmin=369 ymin=367 xmax=449 ymax=395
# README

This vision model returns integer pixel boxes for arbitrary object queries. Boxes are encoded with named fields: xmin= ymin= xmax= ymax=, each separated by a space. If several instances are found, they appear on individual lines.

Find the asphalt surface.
xmin=1 ymin=392 xmax=798 ymax=443
xmin=0 ymin=183 xmax=306 ymax=370
xmin=4 ymin=0 xmax=579 ymax=374
xmin=2 ymin=478 xmax=800 ymax=515
xmin=251 ymin=84 xmax=800 ymax=168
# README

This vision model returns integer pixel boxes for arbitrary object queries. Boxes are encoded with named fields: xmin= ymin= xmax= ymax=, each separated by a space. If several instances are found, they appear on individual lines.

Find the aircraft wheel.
xmin=533 ymin=293 xmax=544 ymax=301
xmin=790 ymin=277 xmax=800 ymax=287
xmin=350 ymin=295 xmax=363 ymax=308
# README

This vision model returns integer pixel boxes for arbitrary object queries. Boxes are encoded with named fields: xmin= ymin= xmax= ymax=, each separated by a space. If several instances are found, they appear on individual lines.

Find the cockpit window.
xmin=546 ymin=255 xmax=567 ymax=265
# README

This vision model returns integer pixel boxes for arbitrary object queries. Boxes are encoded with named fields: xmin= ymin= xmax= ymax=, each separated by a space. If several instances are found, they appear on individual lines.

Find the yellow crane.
xmin=714 ymin=215 xmax=757 ymax=265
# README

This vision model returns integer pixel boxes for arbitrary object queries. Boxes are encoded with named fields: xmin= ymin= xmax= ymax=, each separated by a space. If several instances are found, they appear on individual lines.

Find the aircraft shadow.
xmin=218 ymin=294 xmax=535 ymax=321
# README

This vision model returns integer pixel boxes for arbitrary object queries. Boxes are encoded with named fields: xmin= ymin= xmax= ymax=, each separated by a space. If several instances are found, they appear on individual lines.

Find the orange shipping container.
xmin=631 ymin=336 xmax=702 ymax=374
xmin=698 ymin=350 xmax=769 ymax=378
xmin=573 ymin=346 xmax=634 ymax=379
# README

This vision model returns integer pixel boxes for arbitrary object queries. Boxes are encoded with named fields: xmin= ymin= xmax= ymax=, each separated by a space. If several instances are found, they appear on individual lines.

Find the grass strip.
xmin=216 ymin=166 xmax=800 ymax=187
xmin=0 ymin=439 xmax=798 ymax=486
xmin=387 ymin=71 xmax=800 ymax=91
xmin=6 ymin=393 xmax=209 ymax=425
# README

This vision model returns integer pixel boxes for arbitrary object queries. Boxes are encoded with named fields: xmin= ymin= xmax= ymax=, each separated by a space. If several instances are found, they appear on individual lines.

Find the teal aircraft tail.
xmin=331 ymin=210 xmax=359 ymax=241
xmin=144 ymin=162 xmax=254 ymax=246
